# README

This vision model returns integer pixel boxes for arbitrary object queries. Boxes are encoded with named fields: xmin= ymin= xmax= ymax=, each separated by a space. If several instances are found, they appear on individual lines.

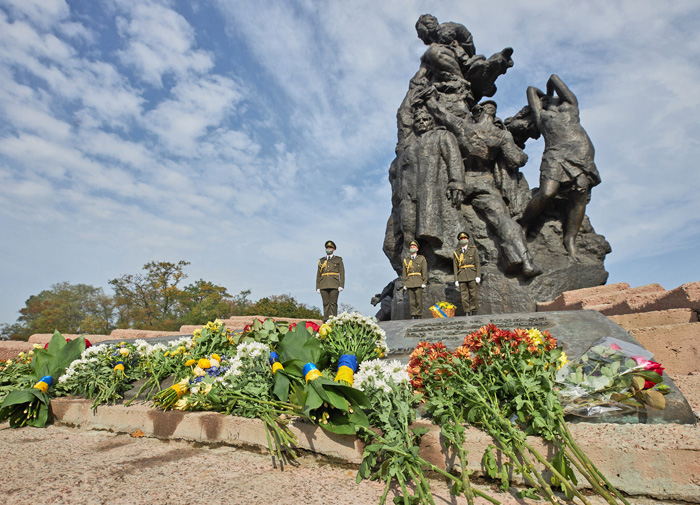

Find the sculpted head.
xmin=412 ymin=108 xmax=434 ymax=135
xmin=475 ymin=100 xmax=497 ymax=121
xmin=416 ymin=14 xmax=439 ymax=44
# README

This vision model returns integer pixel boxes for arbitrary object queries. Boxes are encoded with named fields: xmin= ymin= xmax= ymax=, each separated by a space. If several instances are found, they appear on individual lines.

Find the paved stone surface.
xmin=9 ymin=421 xmax=677 ymax=505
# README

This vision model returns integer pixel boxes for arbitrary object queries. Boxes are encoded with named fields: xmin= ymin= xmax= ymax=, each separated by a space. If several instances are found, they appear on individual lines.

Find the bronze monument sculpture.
xmin=381 ymin=14 xmax=610 ymax=319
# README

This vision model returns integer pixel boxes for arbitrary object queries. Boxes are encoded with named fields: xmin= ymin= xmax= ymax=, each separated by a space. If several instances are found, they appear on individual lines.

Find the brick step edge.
xmin=50 ymin=397 xmax=700 ymax=503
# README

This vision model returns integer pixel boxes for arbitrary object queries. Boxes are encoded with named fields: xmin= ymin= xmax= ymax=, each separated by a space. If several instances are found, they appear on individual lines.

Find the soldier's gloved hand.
xmin=421 ymin=284 xmax=426 ymax=289
xmin=316 ymin=289 xmax=321 ymax=294
xmin=403 ymin=286 xmax=407 ymax=291
xmin=476 ymin=277 xmax=481 ymax=283
xmin=454 ymin=281 xmax=459 ymax=287
xmin=338 ymin=287 xmax=344 ymax=292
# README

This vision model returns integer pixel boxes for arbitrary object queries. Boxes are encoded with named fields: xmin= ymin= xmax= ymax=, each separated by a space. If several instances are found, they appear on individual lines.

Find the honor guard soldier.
xmin=316 ymin=240 xmax=345 ymax=320
xmin=453 ymin=231 xmax=481 ymax=315
xmin=402 ymin=240 xmax=428 ymax=319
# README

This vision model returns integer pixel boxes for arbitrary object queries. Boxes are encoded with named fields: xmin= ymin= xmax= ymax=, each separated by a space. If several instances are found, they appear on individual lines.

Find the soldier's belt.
xmin=321 ymin=272 xmax=340 ymax=276
xmin=408 ymin=272 xmax=422 ymax=276
xmin=459 ymin=264 xmax=475 ymax=269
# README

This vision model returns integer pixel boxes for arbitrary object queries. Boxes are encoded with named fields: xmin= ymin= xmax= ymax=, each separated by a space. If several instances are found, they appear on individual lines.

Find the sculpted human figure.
xmin=397 ymin=14 xmax=514 ymax=147
xmin=424 ymin=93 xmax=542 ymax=277
xmin=398 ymin=108 xmax=467 ymax=247
xmin=414 ymin=14 xmax=513 ymax=104
xmin=519 ymin=74 xmax=601 ymax=256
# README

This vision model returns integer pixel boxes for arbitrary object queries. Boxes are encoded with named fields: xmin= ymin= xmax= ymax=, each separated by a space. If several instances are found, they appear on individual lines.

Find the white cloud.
xmin=0 ymin=0 xmax=69 ymax=29
xmin=114 ymin=0 xmax=214 ymax=86
xmin=1 ymin=0 xmax=700 ymax=326
xmin=144 ymin=75 xmax=243 ymax=154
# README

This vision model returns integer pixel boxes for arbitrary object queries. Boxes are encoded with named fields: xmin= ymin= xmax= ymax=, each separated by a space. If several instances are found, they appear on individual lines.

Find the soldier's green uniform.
xmin=453 ymin=232 xmax=481 ymax=315
xmin=402 ymin=240 xmax=428 ymax=319
xmin=316 ymin=240 xmax=345 ymax=320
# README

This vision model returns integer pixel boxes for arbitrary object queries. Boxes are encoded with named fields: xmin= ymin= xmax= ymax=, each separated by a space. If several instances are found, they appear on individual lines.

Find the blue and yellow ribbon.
xmin=334 ymin=354 xmax=358 ymax=386
xmin=269 ymin=351 xmax=284 ymax=375
xmin=430 ymin=304 xmax=448 ymax=318
xmin=32 ymin=375 xmax=53 ymax=393
xmin=114 ymin=361 xmax=125 ymax=372
xmin=303 ymin=363 xmax=322 ymax=382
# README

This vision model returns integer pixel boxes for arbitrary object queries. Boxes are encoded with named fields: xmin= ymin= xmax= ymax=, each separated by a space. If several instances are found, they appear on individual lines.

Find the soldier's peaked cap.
xmin=457 ymin=231 xmax=469 ymax=240
xmin=409 ymin=240 xmax=419 ymax=248
xmin=325 ymin=240 xmax=336 ymax=249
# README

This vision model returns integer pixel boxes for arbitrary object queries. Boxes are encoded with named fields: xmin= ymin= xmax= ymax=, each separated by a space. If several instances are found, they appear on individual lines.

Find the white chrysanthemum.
xmin=134 ymin=340 xmax=149 ymax=352
xmin=81 ymin=344 xmax=107 ymax=358
xmin=169 ymin=337 xmax=192 ymax=349
xmin=146 ymin=343 xmax=168 ymax=354
xmin=222 ymin=357 xmax=243 ymax=382
xmin=236 ymin=341 xmax=268 ymax=360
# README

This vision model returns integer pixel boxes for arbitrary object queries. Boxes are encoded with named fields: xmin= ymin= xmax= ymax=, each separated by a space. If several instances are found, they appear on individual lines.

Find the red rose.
xmin=631 ymin=356 xmax=665 ymax=389
xmin=305 ymin=321 xmax=320 ymax=333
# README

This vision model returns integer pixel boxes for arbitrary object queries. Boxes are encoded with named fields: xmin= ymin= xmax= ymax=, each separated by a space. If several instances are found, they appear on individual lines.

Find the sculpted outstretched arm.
xmin=526 ymin=86 xmax=545 ymax=130
xmin=547 ymin=74 xmax=578 ymax=107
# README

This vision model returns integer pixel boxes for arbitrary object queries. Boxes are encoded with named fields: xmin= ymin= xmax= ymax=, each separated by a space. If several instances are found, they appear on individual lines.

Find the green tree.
xmin=109 ymin=260 xmax=190 ymax=330
xmin=243 ymin=294 xmax=322 ymax=319
xmin=179 ymin=279 xmax=235 ymax=325
xmin=1 ymin=282 xmax=115 ymax=341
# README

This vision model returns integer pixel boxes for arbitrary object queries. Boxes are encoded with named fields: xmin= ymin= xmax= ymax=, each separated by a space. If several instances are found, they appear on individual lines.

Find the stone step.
xmin=610 ymin=308 xmax=698 ymax=330
xmin=49 ymin=397 xmax=700 ymax=502
xmin=628 ymin=322 xmax=700 ymax=375
xmin=579 ymin=283 xmax=665 ymax=310
xmin=601 ymin=281 xmax=700 ymax=316
xmin=537 ymin=282 xmax=630 ymax=311
xmin=0 ymin=341 xmax=35 ymax=360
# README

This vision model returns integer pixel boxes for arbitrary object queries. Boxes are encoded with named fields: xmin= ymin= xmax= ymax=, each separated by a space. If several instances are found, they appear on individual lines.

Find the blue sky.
xmin=1 ymin=0 xmax=699 ymax=326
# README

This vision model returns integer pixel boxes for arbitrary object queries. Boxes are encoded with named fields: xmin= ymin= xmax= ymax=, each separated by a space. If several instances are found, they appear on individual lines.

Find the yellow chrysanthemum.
xmin=197 ymin=358 xmax=211 ymax=369
xmin=557 ymin=351 xmax=569 ymax=369
xmin=193 ymin=329 xmax=202 ymax=339
xmin=318 ymin=324 xmax=332 ymax=338
xmin=527 ymin=328 xmax=544 ymax=347
xmin=210 ymin=354 xmax=221 ymax=364
xmin=185 ymin=359 xmax=196 ymax=367
xmin=119 ymin=348 xmax=130 ymax=356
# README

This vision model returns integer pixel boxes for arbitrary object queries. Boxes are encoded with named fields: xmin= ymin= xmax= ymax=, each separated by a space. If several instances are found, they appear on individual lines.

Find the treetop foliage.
xmin=1 ymin=261 xmax=322 ymax=340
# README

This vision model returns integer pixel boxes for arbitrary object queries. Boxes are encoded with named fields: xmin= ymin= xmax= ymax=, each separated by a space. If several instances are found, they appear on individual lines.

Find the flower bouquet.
xmin=205 ymin=341 xmax=300 ymax=465
xmin=318 ymin=312 xmax=387 ymax=387
xmin=556 ymin=337 xmax=669 ymax=416
xmin=0 ymin=348 xmax=37 ymax=402
xmin=273 ymin=321 xmax=370 ymax=435
xmin=57 ymin=341 xmax=141 ymax=409
xmin=409 ymin=325 xmax=630 ymax=505
xmin=228 ymin=317 xmax=292 ymax=348
xmin=152 ymin=352 xmax=227 ymax=410
xmin=0 ymin=331 xmax=86 ymax=428
xmin=429 ymin=301 xmax=456 ymax=318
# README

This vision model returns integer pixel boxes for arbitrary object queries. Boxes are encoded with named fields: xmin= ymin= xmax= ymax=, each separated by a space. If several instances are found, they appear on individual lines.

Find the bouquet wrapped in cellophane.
xmin=556 ymin=337 xmax=669 ymax=416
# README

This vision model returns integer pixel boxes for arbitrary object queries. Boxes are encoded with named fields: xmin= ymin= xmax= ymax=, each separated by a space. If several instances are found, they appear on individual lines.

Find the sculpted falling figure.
xmin=519 ymin=74 xmax=601 ymax=256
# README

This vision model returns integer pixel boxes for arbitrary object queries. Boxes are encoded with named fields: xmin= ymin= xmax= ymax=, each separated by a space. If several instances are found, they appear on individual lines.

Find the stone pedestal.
xmin=379 ymin=310 xmax=696 ymax=425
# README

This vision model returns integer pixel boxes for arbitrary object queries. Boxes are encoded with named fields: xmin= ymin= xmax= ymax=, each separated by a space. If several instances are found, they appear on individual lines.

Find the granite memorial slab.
xmin=379 ymin=310 xmax=696 ymax=425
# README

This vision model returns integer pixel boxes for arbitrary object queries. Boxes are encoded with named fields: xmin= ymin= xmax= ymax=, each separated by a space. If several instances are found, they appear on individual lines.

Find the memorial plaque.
xmin=380 ymin=310 xmax=696 ymax=425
